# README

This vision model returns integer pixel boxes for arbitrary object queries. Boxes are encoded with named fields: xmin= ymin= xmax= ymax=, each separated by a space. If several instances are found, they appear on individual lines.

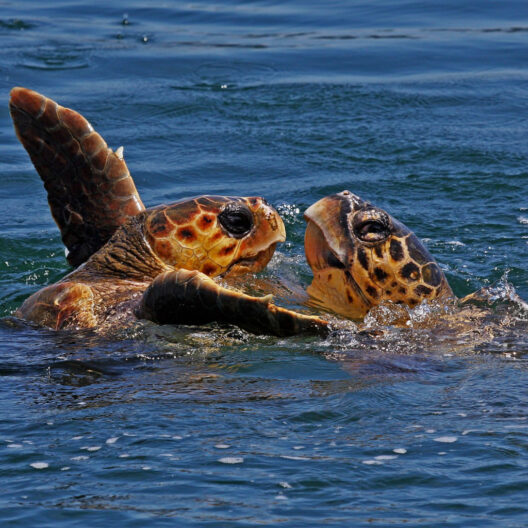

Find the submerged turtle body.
xmin=11 ymin=87 xmax=328 ymax=336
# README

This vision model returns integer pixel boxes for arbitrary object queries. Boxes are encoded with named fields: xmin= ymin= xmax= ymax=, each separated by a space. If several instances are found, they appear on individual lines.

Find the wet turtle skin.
xmin=10 ymin=87 xmax=328 ymax=336
xmin=304 ymin=190 xmax=453 ymax=320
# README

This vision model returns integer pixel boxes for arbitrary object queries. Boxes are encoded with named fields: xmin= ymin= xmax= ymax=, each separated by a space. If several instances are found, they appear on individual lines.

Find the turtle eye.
xmin=218 ymin=204 xmax=254 ymax=238
xmin=354 ymin=220 xmax=390 ymax=242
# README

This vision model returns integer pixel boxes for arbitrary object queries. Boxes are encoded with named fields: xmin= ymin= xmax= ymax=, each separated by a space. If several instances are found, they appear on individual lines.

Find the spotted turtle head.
xmin=144 ymin=195 xmax=285 ymax=277
xmin=304 ymin=191 xmax=453 ymax=319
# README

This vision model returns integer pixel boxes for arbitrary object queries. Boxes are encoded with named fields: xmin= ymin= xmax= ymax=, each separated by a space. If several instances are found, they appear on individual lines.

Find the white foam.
xmin=434 ymin=436 xmax=458 ymax=443
xmin=61 ymin=466 xmax=70 ymax=471
xmin=81 ymin=446 xmax=101 ymax=452
xmin=280 ymin=455 xmax=310 ymax=461
xmin=374 ymin=455 xmax=397 ymax=461
xmin=7 ymin=443 xmax=22 ymax=449
xmin=72 ymin=436 xmax=84 ymax=440
xmin=279 ymin=482 xmax=292 ymax=489
xmin=214 ymin=444 xmax=230 ymax=449
xmin=393 ymin=448 xmax=407 ymax=454
xmin=30 ymin=462 xmax=48 ymax=469
xmin=119 ymin=453 xmax=130 ymax=458
xmin=362 ymin=459 xmax=383 ymax=465
xmin=106 ymin=437 xmax=119 ymax=445
xmin=142 ymin=466 xmax=151 ymax=470
xmin=219 ymin=456 xmax=244 ymax=464
xmin=71 ymin=455 xmax=89 ymax=461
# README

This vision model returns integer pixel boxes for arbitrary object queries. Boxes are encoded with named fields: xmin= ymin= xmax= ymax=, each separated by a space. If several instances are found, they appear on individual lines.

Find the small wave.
xmin=20 ymin=46 xmax=91 ymax=71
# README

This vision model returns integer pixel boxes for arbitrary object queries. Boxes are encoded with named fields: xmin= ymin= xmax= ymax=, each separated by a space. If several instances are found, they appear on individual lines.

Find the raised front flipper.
xmin=16 ymin=282 xmax=97 ymax=330
xmin=10 ymin=87 xmax=145 ymax=267
xmin=137 ymin=269 xmax=330 ymax=337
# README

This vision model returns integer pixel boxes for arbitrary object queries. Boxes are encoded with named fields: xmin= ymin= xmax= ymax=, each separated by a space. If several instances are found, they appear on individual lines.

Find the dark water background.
xmin=1 ymin=1 xmax=528 ymax=526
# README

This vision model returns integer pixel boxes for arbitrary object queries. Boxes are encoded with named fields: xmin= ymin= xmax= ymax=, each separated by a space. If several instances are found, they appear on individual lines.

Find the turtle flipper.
xmin=9 ymin=87 xmax=145 ymax=267
xmin=16 ymin=281 xmax=97 ymax=330
xmin=137 ymin=269 xmax=330 ymax=337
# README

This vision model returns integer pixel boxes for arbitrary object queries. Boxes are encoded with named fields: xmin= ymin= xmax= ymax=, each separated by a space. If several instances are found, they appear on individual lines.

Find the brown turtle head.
xmin=304 ymin=191 xmax=453 ymax=319
xmin=145 ymin=195 xmax=286 ymax=277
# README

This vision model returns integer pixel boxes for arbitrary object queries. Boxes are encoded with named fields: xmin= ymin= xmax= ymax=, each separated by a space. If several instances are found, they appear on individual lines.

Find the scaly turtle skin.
xmin=10 ymin=87 xmax=328 ymax=336
xmin=304 ymin=190 xmax=453 ymax=319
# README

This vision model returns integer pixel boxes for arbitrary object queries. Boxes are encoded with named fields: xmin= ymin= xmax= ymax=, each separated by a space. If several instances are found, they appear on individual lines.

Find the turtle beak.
xmin=304 ymin=192 xmax=360 ymax=265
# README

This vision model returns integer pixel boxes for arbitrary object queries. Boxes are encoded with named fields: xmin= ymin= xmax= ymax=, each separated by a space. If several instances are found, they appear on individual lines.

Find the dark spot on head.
xmin=365 ymin=285 xmax=378 ymax=298
xmin=197 ymin=214 xmax=215 ymax=231
xmin=202 ymin=263 xmax=218 ymax=276
xmin=357 ymin=246 xmax=369 ymax=271
xmin=406 ymin=234 xmax=431 ymax=265
xmin=385 ymin=290 xmax=392 ymax=295
xmin=399 ymin=287 xmax=407 ymax=294
xmin=391 ymin=281 xmax=397 ymax=287
xmin=148 ymin=211 xmax=171 ymax=236
xmin=167 ymin=201 xmax=200 ymax=225
xmin=346 ymin=290 xmax=354 ymax=303
xmin=390 ymin=239 xmax=404 ymax=261
xmin=177 ymin=226 xmax=197 ymax=242
xmin=327 ymin=273 xmax=333 ymax=281
xmin=408 ymin=298 xmax=419 ymax=307
xmin=414 ymin=285 xmax=433 ymax=297
xmin=218 ymin=243 xmax=236 ymax=256
xmin=249 ymin=197 xmax=258 ymax=207
xmin=374 ymin=245 xmax=384 ymax=258
xmin=422 ymin=262 xmax=443 ymax=287
xmin=400 ymin=262 xmax=420 ymax=281
xmin=374 ymin=267 xmax=388 ymax=282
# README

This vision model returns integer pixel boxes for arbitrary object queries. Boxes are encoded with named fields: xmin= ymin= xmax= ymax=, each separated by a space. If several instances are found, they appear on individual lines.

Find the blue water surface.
xmin=1 ymin=1 xmax=528 ymax=526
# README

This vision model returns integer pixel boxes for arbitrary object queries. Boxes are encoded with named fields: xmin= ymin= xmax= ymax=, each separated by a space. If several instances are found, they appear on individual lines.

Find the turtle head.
xmin=304 ymin=190 xmax=452 ymax=319
xmin=145 ymin=195 xmax=286 ymax=277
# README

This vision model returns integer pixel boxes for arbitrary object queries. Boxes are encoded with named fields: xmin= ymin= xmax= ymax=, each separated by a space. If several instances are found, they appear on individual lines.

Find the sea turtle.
xmin=9 ymin=87 xmax=328 ymax=336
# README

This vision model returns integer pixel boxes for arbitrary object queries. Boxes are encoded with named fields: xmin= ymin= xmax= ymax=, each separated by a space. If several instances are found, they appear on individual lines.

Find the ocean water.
xmin=1 ymin=1 xmax=528 ymax=526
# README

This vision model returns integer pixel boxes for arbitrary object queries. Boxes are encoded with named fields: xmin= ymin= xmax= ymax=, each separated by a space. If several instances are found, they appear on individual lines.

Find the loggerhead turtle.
xmin=9 ymin=87 xmax=327 ymax=336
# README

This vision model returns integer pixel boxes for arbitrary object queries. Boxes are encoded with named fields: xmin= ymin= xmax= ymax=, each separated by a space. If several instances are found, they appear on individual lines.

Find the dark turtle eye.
xmin=218 ymin=204 xmax=254 ymax=238
xmin=356 ymin=221 xmax=390 ymax=242
xmin=353 ymin=209 xmax=391 ymax=243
